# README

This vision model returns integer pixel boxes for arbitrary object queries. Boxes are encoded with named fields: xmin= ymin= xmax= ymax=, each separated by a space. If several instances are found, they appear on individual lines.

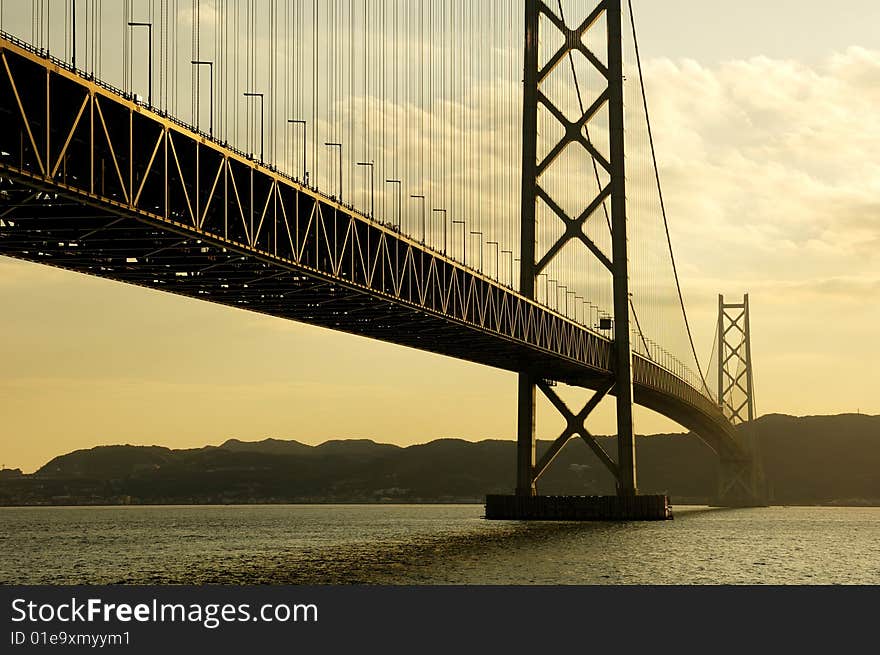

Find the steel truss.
xmin=716 ymin=294 xmax=765 ymax=505
xmin=0 ymin=33 xmax=743 ymax=468
xmin=517 ymin=0 xmax=639 ymax=496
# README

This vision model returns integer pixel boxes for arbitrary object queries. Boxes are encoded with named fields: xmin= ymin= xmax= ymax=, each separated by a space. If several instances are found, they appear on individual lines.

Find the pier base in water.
xmin=485 ymin=494 xmax=673 ymax=521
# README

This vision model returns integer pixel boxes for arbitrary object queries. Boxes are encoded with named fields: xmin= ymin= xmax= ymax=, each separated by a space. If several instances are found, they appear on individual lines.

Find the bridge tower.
xmin=716 ymin=294 xmax=767 ymax=506
xmin=516 ymin=0 xmax=637 ymax=498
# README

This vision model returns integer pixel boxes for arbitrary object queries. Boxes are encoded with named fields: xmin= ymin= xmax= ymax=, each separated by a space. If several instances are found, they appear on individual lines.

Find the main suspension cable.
xmin=627 ymin=0 xmax=709 ymax=392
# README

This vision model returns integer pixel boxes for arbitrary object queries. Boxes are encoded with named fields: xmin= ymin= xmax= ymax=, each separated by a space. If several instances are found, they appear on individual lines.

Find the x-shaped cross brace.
xmin=532 ymin=379 xmax=619 ymax=484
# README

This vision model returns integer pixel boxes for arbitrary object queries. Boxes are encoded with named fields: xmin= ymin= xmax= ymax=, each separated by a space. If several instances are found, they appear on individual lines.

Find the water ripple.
xmin=1 ymin=505 xmax=878 ymax=585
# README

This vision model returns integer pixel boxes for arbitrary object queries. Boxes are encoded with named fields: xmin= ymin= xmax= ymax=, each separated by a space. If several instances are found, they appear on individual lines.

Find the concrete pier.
xmin=485 ymin=494 xmax=672 ymax=521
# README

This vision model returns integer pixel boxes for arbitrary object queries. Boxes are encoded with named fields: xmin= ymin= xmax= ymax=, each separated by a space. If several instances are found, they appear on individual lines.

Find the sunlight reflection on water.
xmin=2 ymin=504 xmax=878 ymax=584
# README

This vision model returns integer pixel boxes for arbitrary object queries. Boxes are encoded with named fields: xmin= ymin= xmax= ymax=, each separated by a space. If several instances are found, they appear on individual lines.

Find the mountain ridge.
xmin=3 ymin=413 xmax=878 ymax=506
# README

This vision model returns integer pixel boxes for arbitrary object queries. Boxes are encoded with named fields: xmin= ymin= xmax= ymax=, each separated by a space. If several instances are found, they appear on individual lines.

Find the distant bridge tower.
xmin=716 ymin=294 xmax=767 ymax=506
xmin=516 ymin=0 xmax=637 ymax=498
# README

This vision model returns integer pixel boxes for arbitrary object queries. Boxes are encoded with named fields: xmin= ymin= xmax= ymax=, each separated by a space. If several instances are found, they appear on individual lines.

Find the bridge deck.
xmin=0 ymin=35 xmax=743 ymax=459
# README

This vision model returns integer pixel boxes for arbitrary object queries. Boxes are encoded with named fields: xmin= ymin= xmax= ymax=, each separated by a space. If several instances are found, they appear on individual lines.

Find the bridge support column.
xmin=607 ymin=0 xmax=637 ymax=496
xmin=515 ymin=373 xmax=537 ymax=496
xmin=715 ymin=294 xmax=767 ymax=507
xmin=515 ymin=0 xmax=540 ymax=499
xmin=717 ymin=457 xmax=765 ymax=507
xmin=491 ymin=378 xmax=671 ymax=521
xmin=514 ymin=0 xmax=638 ymax=501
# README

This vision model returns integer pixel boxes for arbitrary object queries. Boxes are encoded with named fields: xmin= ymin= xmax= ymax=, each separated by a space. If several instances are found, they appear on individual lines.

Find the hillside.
xmin=1 ymin=413 xmax=878 ymax=505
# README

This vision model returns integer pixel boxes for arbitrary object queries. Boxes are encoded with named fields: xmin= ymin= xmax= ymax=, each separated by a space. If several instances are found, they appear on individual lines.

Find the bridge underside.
xmin=0 ymin=177 xmax=743 ymax=459
xmin=0 ymin=35 xmax=744 ymax=464
xmin=0 ymin=180 xmax=609 ymax=388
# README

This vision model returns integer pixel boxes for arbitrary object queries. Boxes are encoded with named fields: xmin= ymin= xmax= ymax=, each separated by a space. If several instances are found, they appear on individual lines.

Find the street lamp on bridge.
xmin=356 ymin=162 xmax=375 ymax=219
xmin=557 ymin=285 xmax=568 ymax=315
xmin=501 ymin=249 xmax=513 ymax=287
xmin=385 ymin=179 xmax=401 ymax=230
xmin=537 ymin=272 xmax=548 ymax=305
xmin=243 ymin=92 xmax=264 ymax=162
xmin=452 ymin=219 xmax=466 ymax=263
xmin=470 ymin=231 xmax=484 ymax=270
xmin=190 ymin=60 xmax=213 ymax=137
xmin=548 ymin=279 xmax=558 ymax=310
xmin=410 ymin=194 xmax=426 ymax=243
xmin=431 ymin=208 xmax=447 ymax=254
xmin=288 ymin=120 xmax=308 ymax=185
xmin=486 ymin=241 xmax=500 ymax=281
xmin=127 ymin=22 xmax=152 ymax=107
xmin=71 ymin=0 xmax=78 ymax=69
xmin=324 ymin=142 xmax=343 ymax=201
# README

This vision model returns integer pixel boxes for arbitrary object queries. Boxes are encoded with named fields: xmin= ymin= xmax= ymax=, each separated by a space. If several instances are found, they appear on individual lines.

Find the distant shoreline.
xmin=3 ymin=501 xmax=880 ymax=509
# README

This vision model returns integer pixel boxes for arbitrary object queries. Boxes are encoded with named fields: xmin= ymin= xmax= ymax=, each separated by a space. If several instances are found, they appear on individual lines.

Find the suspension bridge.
xmin=0 ymin=0 xmax=765 ymax=518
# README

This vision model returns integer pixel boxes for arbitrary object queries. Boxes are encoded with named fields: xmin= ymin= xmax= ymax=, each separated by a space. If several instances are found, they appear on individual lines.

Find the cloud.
xmin=644 ymin=48 xmax=880 ymax=294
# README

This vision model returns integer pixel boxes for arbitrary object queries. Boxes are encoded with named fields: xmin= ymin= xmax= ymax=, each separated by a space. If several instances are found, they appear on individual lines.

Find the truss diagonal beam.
xmin=2 ymin=52 xmax=45 ymax=176
xmin=534 ymin=184 xmax=612 ymax=274
xmin=533 ymin=380 xmax=615 ymax=481
xmin=536 ymin=1 xmax=609 ymax=82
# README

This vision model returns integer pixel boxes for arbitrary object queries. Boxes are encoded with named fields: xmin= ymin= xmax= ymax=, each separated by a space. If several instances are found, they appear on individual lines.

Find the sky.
xmin=1 ymin=0 xmax=879 ymax=473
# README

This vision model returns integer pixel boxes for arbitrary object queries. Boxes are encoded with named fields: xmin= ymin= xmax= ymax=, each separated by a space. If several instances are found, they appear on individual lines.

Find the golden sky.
xmin=2 ymin=1 xmax=879 ymax=472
